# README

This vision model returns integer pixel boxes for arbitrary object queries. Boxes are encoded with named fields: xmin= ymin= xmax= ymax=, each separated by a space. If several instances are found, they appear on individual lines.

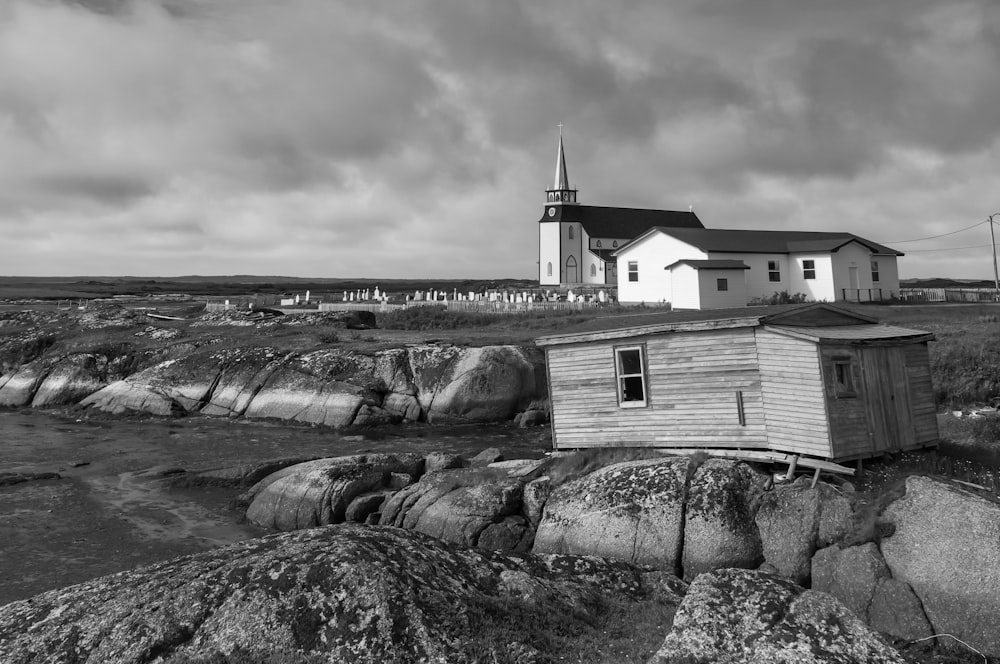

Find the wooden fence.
xmin=899 ymin=288 xmax=1000 ymax=303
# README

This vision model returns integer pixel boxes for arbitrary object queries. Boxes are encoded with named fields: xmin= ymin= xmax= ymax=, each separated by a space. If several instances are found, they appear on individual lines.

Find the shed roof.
xmin=612 ymin=227 xmax=903 ymax=257
xmin=538 ymin=205 xmax=704 ymax=239
xmin=535 ymin=302 xmax=900 ymax=347
xmin=767 ymin=324 xmax=934 ymax=343
xmin=665 ymin=259 xmax=751 ymax=271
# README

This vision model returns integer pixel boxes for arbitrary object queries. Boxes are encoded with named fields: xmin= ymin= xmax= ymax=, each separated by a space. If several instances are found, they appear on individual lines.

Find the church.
xmin=536 ymin=133 xmax=903 ymax=306
xmin=536 ymin=133 xmax=704 ymax=287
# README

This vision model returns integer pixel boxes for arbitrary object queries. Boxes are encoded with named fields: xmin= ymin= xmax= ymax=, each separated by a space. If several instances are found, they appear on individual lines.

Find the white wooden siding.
xmin=755 ymin=329 xmax=833 ymax=457
xmin=548 ymin=328 xmax=768 ymax=449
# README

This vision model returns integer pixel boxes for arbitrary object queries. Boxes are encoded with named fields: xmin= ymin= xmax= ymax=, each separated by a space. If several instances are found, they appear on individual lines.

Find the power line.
xmin=884 ymin=219 xmax=990 ymax=244
xmin=903 ymin=243 xmax=994 ymax=253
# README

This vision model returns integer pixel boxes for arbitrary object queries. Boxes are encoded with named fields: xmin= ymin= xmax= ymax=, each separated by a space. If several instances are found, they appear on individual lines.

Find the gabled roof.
xmin=538 ymin=205 xmax=704 ymax=238
xmin=612 ymin=227 xmax=903 ymax=257
xmin=768 ymin=324 xmax=934 ymax=344
xmin=535 ymin=303 xmax=899 ymax=346
xmin=666 ymin=259 xmax=750 ymax=271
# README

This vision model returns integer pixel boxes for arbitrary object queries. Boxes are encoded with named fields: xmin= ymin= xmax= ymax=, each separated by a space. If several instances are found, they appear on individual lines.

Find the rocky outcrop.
xmin=242 ymin=454 xmax=424 ymax=530
xmin=648 ymin=568 xmax=905 ymax=664
xmin=76 ymin=344 xmax=545 ymax=427
xmin=0 ymin=525 xmax=668 ymax=664
xmin=681 ymin=459 xmax=768 ymax=581
xmin=532 ymin=457 xmax=690 ymax=569
xmin=756 ymin=479 xmax=854 ymax=584
xmin=879 ymin=476 xmax=1000 ymax=657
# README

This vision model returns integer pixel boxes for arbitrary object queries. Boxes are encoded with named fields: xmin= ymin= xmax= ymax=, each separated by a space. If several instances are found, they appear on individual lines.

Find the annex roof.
xmin=534 ymin=302 xmax=909 ymax=347
xmin=612 ymin=227 xmax=903 ymax=257
xmin=538 ymin=205 xmax=704 ymax=239
xmin=665 ymin=259 xmax=751 ymax=271
xmin=767 ymin=324 xmax=934 ymax=344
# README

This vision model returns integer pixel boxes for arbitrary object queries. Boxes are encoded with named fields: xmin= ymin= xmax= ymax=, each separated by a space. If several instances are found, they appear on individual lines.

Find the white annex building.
xmin=536 ymin=134 xmax=903 ymax=308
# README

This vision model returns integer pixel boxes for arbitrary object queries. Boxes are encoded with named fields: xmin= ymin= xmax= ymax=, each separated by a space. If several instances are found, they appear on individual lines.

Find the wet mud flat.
xmin=0 ymin=409 xmax=550 ymax=605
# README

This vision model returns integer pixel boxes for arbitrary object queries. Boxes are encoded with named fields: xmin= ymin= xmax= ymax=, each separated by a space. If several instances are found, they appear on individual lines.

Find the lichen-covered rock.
xmin=0 ymin=525 xmax=666 ymax=664
xmin=478 ymin=515 xmax=532 ymax=552
xmin=425 ymin=451 xmax=465 ymax=473
xmin=0 ymin=361 xmax=47 ymax=406
xmin=82 ymin=352 xmax=226 ymax=415
xmin=532 ymin=457 xmax=689 ymax=569
xmin=682 ymin=459 xmax=768 ymax=580
xmin=880 ymin=476 xmax=1000 ymax=657
xmin=756 ymin=479 xmax=854 ymax=584
xmin=869 ymin=578 xmax=934 ymax=642
xmin=648 ymin=568 xmax=904 ymax=664
xmin=408 ymin=344 xmax=545 ymax=423
xmin=377 ymin=468 xmax=524 ymax=548
xmin=30 ymin=354 xmax=110 ymax=407
xmin=380 ymin=392 xmax=421 ymax=421
xmin=198 ymin=347 xmax=289 ymax=417
xmin=811 ymin=542 xmax=889 ymax=620
xmin=522 ymin=476 xmax=552 ymax=529
xmin=243 ymin=453 xmax=424 ymax=531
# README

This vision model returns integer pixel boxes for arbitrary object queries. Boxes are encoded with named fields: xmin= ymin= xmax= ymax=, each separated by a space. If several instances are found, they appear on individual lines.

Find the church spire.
xmin=546 ymin=124 xmax=578 ymax=205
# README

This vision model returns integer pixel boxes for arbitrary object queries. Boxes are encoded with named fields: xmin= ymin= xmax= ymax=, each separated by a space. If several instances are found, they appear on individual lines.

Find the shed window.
xmin=717 ymin=278 xmax=728 ymax=291
xmin=832 ymin=359 xmax=856 ymax=398
xmin=615 ymin=346 xmax=647 ymax=407
xmin=803 ymin=259 xmax=816 ymax=280
xmin=768 ymin=260 xmax=781 ymax=282
xmin=628 ymin=261 xmax=639 ymax=282
xmin=871 ymin=261 xmax=880 ymax=283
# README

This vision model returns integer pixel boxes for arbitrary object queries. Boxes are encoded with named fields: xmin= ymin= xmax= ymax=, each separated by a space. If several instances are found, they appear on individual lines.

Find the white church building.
xmin=536 ymin=134 xmax=903 ymax=308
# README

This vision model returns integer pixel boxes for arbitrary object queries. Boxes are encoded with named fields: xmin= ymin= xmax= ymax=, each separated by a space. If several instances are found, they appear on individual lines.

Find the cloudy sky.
xmin=1 ymin=0 xmax=998 ymax=279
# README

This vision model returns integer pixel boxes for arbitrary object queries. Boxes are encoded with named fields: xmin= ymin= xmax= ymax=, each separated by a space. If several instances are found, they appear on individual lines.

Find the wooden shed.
xmin=535 ymin=303 xmax=938 ymax=464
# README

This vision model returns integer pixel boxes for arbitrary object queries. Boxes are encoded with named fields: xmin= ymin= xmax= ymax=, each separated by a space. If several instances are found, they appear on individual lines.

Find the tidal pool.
xmin=0 ymin=409 xmax=550 ymax=605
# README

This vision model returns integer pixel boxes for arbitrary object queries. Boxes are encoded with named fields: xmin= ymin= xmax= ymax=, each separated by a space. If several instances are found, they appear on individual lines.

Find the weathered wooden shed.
xmin=535 ymin=303 xmax=938 ymax=464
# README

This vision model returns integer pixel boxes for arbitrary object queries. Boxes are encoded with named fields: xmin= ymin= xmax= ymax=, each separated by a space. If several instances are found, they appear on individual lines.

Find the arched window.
xmin=546 ymin=262 xmax=552 ymax=277
xmin=590 ymin=264 xmax=597 ymax=277
xmin=612 ymin=240 xmax=618 ymax=248
xmin=596 ymin=240 xmax=602 ymax=248
xmin=568 ymin=226 xmax=575 ymax=239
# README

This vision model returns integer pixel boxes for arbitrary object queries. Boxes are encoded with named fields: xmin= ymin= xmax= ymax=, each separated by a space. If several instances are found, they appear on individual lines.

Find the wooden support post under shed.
xmin=785 ymin=454 xmax=799 ymax=481
xmin=810 ymin=467 xmax=821 ymax=489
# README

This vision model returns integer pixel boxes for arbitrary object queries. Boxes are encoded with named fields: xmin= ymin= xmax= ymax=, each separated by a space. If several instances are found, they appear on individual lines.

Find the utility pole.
xmin=992 ymin=213 xmax=1000 ymax=298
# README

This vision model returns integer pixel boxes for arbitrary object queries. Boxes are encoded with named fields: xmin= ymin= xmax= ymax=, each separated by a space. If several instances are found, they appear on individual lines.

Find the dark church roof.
xmin=538 ymin=205 xmax=704 ymax=239
xmin=615 ymin=227 xmax=903 ymax=257
xmin=666 ymin=259 xmax=751 ymax=270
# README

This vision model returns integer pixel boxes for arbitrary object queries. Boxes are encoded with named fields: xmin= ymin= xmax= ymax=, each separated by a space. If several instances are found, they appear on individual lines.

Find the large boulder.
xmin=30 ymin=353 xmax=115 ymax=407
xmin=378 ymin=468 xmax=526 ymax=549
xmin=880 ymin=476 xmax=1000 ymax=657
xmin=82 ymin=352 xmax=226 ymax=415
xmin=811 ymin=542 xmax=889 ymax=619
xmin=0 ymin=525 xmax=665 ymax=664
xmin=755 ymin=479 xmax=854 ymax=584
xmin=532 ymin=457 xmax=689 ymax=570
xmin=241 ymin=350 xmax=383 ymax=427
xmin=198 ymin=347 xmax=290 ymax=417
xmin=682 ymin=459 xmax=768 ymax=580
xmin=408 ymin=344 xmax=545 ymax=423
xmin=648 ymin=568 xmax=904 ymax=664
xmin=243 ymin=453 xmax=424 ymax=530
xmin=0 ymin=361 xmax=47 ymax=406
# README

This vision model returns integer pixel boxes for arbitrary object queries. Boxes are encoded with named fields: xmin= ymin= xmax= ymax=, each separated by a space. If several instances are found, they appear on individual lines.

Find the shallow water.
xmin=0 ymin=409 xmax=550 ymax=605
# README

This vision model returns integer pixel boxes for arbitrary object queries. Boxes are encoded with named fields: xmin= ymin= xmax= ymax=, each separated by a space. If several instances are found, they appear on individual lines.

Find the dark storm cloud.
xmin=29 ymin=172 xmax=154 ymax=204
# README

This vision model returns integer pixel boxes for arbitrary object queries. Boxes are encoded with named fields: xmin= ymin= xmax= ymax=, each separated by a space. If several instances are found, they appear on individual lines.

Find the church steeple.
xmin=546 ymin=124 xmax=578 ymax=205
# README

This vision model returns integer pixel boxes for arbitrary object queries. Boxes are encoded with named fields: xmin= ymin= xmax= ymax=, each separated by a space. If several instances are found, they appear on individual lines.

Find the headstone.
xmin=599 ymin=290 xmax=607 ymax=302
xmin=305 ymin=290 xmax=310 ymax=302
xmin=295 ymin=294 xmax=300 ymax=304
xmin=374 ymin=287 xmax=381 ymax=300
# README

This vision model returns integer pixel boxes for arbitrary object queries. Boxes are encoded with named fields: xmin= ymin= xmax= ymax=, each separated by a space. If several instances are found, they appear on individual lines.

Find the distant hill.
xmin=901 ymin=278 xmax=997 ymax=289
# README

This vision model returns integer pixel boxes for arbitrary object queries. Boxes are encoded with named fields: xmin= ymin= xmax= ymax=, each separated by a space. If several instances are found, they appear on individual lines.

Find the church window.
xmin=596 ymin=240 xmax=602 ymax=248
xmin=612 ymin=241 xmax=618 ymax=248
xmin=871 ymin=261 xmax=880 ymax=283
xmin=768 ymin=260 xmax=781 ymax=282
xmin=590 ymin=264 xmax=597 ymax=277
xmin=568 ymin=226 xmax=574 ymax=239
xmin=615 ymin=346 xmax=648 ymax=408
xmin=628 ymin=261 xmax=639 ymax=282
xmin=546 ymin=262 xmax=552 ymax=277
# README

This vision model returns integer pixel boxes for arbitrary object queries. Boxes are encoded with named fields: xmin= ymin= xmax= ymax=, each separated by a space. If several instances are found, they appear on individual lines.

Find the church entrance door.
xmin=565 ymin=256 xmax=578 ymax=283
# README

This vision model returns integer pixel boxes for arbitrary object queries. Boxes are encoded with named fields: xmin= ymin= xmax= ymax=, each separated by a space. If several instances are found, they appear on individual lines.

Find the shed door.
xmin=860 ymin=347 xmax=915 ymax=452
